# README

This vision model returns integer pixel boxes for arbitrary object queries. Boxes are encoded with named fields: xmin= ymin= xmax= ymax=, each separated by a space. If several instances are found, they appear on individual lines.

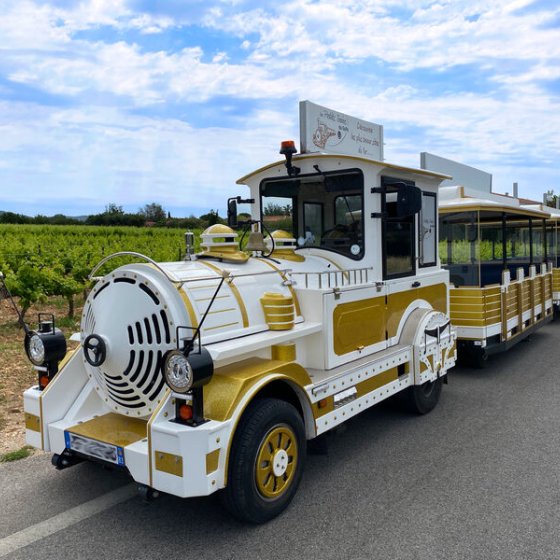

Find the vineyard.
xmin=0 ymin=224 xmax=201 ymax=320
xmin=0 ymin=224 xmax=205 ymax=455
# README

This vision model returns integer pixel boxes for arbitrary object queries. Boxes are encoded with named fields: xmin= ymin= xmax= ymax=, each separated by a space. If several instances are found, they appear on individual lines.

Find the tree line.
xmin=0 ymin=203 xmax=225 ymax=229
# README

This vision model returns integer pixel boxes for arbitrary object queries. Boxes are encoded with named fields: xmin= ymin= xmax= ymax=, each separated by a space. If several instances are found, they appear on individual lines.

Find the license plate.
xmin=64 ymin=431 xmax=125 ymax=466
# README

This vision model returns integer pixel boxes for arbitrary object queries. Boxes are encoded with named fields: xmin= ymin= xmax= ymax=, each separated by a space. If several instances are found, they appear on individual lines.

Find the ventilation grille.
xmin=83 ymin=274 xmax=178 ymax=416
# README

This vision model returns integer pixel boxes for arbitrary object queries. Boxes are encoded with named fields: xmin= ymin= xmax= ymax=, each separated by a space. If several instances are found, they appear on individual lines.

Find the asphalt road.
xmin=2 ymin=323 xmax=560 ymax=560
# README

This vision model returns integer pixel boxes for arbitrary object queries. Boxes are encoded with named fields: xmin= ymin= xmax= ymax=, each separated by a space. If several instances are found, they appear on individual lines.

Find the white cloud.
xmin=0 ymin=0 xmax=559 ymax=214
xmin=0 ymin=100 xmax=296 ymax=214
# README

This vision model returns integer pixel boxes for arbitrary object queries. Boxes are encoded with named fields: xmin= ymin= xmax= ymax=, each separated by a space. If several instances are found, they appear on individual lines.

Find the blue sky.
xmin=0 ymin=0 xmax=559 ymax=217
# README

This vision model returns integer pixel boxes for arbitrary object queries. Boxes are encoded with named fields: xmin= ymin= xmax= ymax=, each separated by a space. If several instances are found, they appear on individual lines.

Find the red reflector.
xmin=318 ymin=398 xmax=328 ymax=409
xmin=39 ymin=375 xmax=50 ymax=389
xmin=178 ymin=404 xmax=193 ymax=421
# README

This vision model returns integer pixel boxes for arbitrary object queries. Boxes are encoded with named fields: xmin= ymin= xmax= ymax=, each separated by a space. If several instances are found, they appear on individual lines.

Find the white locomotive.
xmin=22 ymin=136 xmax=456 ymax=523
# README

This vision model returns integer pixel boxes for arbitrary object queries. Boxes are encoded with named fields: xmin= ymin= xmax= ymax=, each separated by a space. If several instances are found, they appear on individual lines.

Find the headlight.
xmin=24 ymin=322 xmax=67 ymax=368
xmin=162 ymin=346 xmax=214 ymax=394
xmin=27 ymin=334 xmax=46 ymax=365
xmin=163 ymin=350 xmax=193 ymax=393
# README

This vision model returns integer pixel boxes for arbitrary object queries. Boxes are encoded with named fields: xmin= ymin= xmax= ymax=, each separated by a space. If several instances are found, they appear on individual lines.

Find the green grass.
xmin=0 ymin=445 xmax=33 ymax=462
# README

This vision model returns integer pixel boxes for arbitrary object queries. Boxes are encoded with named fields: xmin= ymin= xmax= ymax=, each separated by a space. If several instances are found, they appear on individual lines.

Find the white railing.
xmin=291 ymin=267 xmax=373 ymax=289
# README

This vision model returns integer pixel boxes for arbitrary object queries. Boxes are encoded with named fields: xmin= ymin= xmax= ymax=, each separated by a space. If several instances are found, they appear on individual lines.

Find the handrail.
xmin=89 ymin=251 xmax=292 ymax=286
xmin=88 ymin=252 xmax=180 ymax=283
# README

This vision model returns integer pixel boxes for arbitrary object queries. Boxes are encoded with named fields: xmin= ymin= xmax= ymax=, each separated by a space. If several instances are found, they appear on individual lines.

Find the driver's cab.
xmin=233 ymin=151 xmax=451 ymax=370
xmin=235 ymin=152 xmax=448 ymax=283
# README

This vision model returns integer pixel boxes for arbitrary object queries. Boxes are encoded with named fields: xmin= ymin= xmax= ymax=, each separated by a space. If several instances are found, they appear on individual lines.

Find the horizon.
xmin=0 ymin=0 xmax=559 ymax=216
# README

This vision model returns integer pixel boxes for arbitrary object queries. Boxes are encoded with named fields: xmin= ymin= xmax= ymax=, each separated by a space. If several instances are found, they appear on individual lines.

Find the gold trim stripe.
xmin=197 ymin=260 xmax=249 ymax=328
xmin=147 ymin=389 xmax=171 ymax=488
xmin=206 ymin=449 xmax=220 ymax=474
xmin=155 ymin=451 xmax=183 ymax=477
xmin=67 ymin=413 xmax=147 ymax=447
xmin=204 ymin=321 xmax=240 ymax=331
xmin=25 ymin=413 xmax=41 ymax=433
xmin=256 ymin=258 xmax=302 ymax=316
xmin=178 ymin=288 xmax=199 ymax=329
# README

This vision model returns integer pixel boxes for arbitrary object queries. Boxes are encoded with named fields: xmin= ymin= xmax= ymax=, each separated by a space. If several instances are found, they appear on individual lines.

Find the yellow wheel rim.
xmin=255 ymin=425 xmax=298 ymax=499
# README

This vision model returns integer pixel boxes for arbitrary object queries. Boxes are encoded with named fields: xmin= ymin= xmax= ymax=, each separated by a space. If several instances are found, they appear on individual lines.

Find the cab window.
xmin=260 ymin=169 xmax=364 ymax=260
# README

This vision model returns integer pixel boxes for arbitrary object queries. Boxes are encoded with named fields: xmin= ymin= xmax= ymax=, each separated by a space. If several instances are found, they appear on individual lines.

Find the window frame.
xmin=380 ymin=175 xmax=417 ymax=280
xmin=419 ymin=191 xmax=437 ymax=268
xmin=259 ymin=168 xmax=365 ymax=261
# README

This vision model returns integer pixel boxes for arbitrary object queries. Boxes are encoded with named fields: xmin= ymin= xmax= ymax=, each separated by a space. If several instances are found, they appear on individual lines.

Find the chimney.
xmin=513 ymin=182 xmax=518 ymax=198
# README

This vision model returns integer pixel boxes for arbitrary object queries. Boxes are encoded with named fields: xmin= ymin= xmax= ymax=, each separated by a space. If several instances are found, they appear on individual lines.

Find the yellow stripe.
xmin=355 ymin=367 xmax=398 ymax=398
xmin=178 ymin=288 xmax=199 ymax=329
xmin=256 ymin=258 xmax=302 ymax=316
xmin=39 ymin=391 xmax=44 ymax=449
xmin=25 ymin=413 xmax=41 ymax=433
xmin=204 ymin=321 xmax=240 ymax=331
xmin=147 ymin=389 xmax=171 ymax=488
xmin=206 ymin=449 xmax=220 ymax=474
xmin=194 ymin=295 xmax=229 ymax=302
xmin=155 ymin=451 xmax=183 ymax=477
xmin=197 ymin=261 xmax=249 ymax=328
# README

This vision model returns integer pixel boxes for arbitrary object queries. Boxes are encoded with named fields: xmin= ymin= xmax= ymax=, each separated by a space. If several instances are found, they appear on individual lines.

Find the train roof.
xmin=237 ymin=153 xmax=451 ymax=185
xmin=439 ymin=185 xmax=550 ymax=219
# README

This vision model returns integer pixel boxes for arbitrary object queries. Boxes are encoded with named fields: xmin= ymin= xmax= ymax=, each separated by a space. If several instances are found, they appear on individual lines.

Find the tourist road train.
xmin=19 ymin=103 xmax=559 ymax=522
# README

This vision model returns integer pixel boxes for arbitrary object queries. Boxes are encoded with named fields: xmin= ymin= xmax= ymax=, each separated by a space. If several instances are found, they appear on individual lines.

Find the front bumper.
xmin=23 ymin=349 xmax=231 ymax=498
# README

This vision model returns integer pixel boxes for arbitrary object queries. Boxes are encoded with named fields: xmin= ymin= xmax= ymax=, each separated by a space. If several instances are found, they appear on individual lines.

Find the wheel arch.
xmin=222 ymin=373 xmax=315 ymax=486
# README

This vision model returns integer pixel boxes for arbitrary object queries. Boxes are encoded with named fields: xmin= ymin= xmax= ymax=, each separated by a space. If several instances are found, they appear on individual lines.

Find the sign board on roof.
xmin=420 ymin=152 xmax=492 ymax=192
xmin=299 ymin=100 xmax=384 ymax=160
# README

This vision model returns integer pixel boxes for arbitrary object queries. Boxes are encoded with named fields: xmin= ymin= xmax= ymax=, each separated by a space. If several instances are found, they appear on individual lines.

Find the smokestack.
xmin=513 ymin=182 xmax=518 ymax=199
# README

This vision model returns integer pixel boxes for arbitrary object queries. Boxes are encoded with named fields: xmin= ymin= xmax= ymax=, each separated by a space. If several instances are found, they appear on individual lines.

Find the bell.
xmin=245 ymin=231 xmax=269 ymax=253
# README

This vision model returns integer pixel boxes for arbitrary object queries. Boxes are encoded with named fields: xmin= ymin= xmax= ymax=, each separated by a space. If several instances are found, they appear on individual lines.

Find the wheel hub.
xmin=255 ymin=425 xmax=298 ymax=499
xmin=272 ymin=449 xmax=289 ymax=477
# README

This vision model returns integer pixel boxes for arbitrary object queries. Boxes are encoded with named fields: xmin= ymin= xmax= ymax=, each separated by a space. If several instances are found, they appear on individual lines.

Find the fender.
xmin=203 ymin=356 xmax=315 ymax=485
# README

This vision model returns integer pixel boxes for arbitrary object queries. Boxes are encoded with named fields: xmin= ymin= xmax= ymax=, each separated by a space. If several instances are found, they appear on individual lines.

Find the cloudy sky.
xmin=0 ymin=0 xmax=559 ymax=217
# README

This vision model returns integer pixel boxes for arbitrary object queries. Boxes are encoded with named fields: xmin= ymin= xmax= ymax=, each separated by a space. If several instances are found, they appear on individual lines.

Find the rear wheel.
xmin=471 ymin=348 xmax=488 ymax=369
xmin=221 ymin=398 xmax=306 ymax=524
xmin=405 ymin=377 xmax=443 ymax=414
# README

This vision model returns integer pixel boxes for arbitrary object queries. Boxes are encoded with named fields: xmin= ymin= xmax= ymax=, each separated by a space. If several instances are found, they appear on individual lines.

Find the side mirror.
xmin=227 ymin=198 xmax=238 ymax=228
xmin=396 ymin=184 xmax=422 ymax=217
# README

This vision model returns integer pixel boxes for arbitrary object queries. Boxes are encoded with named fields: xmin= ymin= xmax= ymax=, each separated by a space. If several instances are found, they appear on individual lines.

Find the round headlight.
xmin=163 ymin=350 xmax=193 ymax=393
xmin=27 ymin=334 xmax=46 ymax=365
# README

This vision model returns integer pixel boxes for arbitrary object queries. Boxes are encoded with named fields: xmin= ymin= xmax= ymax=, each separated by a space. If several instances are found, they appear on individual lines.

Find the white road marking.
xmin=0 ymin=484 xmax=137 ymax=558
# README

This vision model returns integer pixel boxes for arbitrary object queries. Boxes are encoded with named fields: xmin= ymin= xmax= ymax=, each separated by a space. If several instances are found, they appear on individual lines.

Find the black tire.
xmin=404 ymin=377 xmax=443 ymax=414
xmin=466 ymin=347 xmax=488 ymax=369
xmin=221 ymin=398 xmax=306 ymax=524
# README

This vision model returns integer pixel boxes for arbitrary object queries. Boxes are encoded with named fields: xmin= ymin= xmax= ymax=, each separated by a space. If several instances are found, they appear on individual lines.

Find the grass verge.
xmin=0 ymin=445 xmax=34 ymax=463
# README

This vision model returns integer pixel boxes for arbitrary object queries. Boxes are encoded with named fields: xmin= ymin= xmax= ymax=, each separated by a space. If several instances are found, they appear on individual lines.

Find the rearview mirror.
xmin=396 ymin=184 xmax=422 ymax=217
xmin=227 ymin=198 xmax=238 ymax=228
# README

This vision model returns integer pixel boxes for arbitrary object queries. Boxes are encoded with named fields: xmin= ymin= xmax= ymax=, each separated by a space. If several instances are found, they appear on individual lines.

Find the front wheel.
xmin=404 ymin=377 xmax=443 ymax=414
xmin=221 ymin=398 xmax=306 ymax=524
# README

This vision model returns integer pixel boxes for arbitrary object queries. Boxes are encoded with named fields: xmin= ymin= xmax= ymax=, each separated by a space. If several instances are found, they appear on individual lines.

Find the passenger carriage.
xmin=439 ymin=185 xmax=553 ymax=367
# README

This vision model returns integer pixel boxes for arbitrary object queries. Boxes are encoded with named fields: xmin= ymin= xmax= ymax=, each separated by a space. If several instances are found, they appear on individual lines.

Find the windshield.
xmin=260 ymin=169 xmax=364 ymax=260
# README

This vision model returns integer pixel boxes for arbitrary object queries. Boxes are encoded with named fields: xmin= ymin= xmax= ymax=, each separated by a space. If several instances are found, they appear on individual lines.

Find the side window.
xmin=420 ymin=192 xmax=437 ymax=267
xmin=382 ymin=178 xmax=416 ymax=279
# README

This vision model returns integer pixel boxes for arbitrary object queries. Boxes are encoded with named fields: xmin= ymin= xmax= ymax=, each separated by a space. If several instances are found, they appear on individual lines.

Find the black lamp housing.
xmin=24 ymin=314 xmax=67 ymax=389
